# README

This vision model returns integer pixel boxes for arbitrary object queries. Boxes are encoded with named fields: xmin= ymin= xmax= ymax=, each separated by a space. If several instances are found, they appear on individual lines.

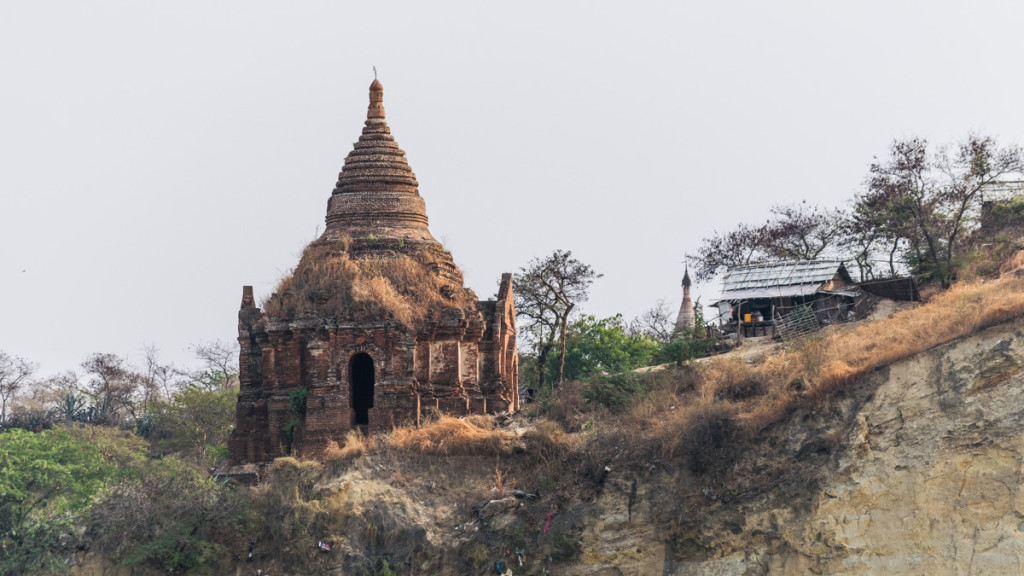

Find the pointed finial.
xmin=368 ymin=72 xmax=385 ymax=122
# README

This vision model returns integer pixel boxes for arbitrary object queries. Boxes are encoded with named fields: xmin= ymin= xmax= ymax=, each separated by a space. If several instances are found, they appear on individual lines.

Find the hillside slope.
xmin=573 ymin=316 xmax=1024 ymax=575
xmin=173 ymin=317 xmax=1024 ymax=576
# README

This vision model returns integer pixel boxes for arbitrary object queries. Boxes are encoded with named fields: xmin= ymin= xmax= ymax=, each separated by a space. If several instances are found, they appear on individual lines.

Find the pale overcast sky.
xmin=3 ymin=1 xmax=1024 ymax=374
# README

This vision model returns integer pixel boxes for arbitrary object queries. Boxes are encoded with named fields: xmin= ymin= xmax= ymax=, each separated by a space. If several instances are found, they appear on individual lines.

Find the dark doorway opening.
xmin=350 ymin=353 xmax=375 ymax=426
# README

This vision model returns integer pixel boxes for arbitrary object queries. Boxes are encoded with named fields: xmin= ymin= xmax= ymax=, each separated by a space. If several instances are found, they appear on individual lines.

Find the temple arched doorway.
xmin=350 ymin=353 xmax=374 ymax=426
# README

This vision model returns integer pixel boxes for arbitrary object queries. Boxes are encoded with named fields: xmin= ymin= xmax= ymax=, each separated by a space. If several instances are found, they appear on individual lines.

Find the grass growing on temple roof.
xmin=387 ymin=415 xmax=519 ymax=456
xmin=263 ymin=239 xmax=478 ymax=327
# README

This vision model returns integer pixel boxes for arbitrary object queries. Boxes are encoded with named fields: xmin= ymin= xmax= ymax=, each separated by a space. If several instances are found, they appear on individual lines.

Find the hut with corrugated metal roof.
xmin=713 ymin=260 xmax=856 ymax=337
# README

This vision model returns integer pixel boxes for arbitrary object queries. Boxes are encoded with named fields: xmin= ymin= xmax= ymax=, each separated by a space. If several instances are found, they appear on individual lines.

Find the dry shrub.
xmin=754 ymin=348 xmax=805 ymax=391
xmin=678 ymin=402 xmax=740 ymax=475
xmin=736 ymin=385 xmax=797 ymax=435
xmin=464 ymin=413 xmax=496 ymax=430
xmin=250 ymin=457 xmax=331 ymax=571
xmin=338 ymin=429 xmax=374 ymax=459
xmin=1000 ymin=250 xmax=1024 ymax=275
xmin=807 ymin=360 xmax=858 ymax=399
xmin=264 ymin=239 xmax=478 ymax=327
xmin=388 ymin=415 xmax=518 ymax=456
xmin=701 ymin=357 xmax=761 ymax=401
xmin=533 ymin=380 xmax=595 ymax=432
xmin=351 ymin=275 xmax=409 ymax=322
xmin=521 ymin=420 xmax=575 ymax=463
xmin=667 ymin=363 xmax=703 ymax=394
xmin=268 ymin=457 xmax=321 ymax=502
xmin=321 ymin=439 xmax=343 ymax=461
xmin=490 ymin=467 xmax=516 ymax=498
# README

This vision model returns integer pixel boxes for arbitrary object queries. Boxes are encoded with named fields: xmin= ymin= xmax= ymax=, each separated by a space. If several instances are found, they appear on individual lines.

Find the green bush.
xmin=560 ymin=315 xmax=661 ymax=381
xmin=285 ymin=387 xmax=310 ymax=441
xmin=655 ymin=334 xmax=714 ymax=366
xmin=581 ymin=373 xmax=645 ymax=411
xmin=87 ymin=457 xmax=248 ymax=574
xmin=150 ymin=386 xmax=237 ymax=465
xmin=0 ymin=426 xmax=147 ymax=576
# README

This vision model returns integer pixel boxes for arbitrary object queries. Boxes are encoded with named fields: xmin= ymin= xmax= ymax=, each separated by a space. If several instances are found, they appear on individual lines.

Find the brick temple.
xmin=228 ymin=79 xmax=518 ymax=464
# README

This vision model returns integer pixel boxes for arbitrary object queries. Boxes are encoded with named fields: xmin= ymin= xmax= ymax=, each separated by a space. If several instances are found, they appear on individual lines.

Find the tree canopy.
xmin=0 ymin=426 xmax=147 ymax=574
xmin=559 ymin=314 xmax=661 ymax=382
xmin=861 ymin=134 xmax=1024 ymax=286
xmin=693 ymin=202 xmax=847 ymax=282
xmin=514 ymin=250 xmax=602 ymax=388
xmin=692 ymin=134 xmax=1024 ymax=287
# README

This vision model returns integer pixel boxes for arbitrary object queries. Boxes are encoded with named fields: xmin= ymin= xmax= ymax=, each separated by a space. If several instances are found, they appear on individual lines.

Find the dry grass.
xmin=717 ymin=255 xmax=1024 ymax=414
xmin=263 ymin=239 xmax=478 ymax=327
xmin=520 ymin=420 xmax=576 ymax=463
xmin=387 ymin=415 xmax=519 ymax=456
xmin=817 ymin=269 xmax=1024 ymax=396
xmin=339 ymin=430 xmax=375 ymax=459
xmin=320 ymin=430 xmax=376 ymax=461
xmin=619 ymin=253 xmax=1024 ymax=473
xmin=321 ymin=439 xmax=344 ymax=460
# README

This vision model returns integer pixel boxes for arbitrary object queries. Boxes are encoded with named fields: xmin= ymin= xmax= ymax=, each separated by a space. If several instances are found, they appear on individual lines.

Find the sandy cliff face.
xmin=790 ymin=327 xmax=1024 ymax=575
xmin=566 ymin=319 xmax=1024 ymax=576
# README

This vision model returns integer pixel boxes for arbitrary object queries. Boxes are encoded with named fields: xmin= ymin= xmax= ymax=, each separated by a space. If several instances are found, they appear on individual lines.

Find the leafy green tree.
xmin=150 ymin=386 xmax=237 ymax=465
xmin=0 ymin=426 xmax=146 ymax=575
xmin=657 ymin=299 xmax=712 ymax=365
xmin=86 ymin=457 xmax=247 ymax=574
xmin=559 ymin=315 xmax=660 ymax=381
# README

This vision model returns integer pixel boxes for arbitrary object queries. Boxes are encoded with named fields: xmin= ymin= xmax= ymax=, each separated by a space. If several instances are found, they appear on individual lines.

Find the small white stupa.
xmin=674 ymin=265 xmax=696 ymax=334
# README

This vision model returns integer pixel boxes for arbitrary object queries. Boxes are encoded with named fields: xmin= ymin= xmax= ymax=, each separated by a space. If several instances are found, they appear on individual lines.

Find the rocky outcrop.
xmin=570 ymin=318 xmax=1024 ymax=575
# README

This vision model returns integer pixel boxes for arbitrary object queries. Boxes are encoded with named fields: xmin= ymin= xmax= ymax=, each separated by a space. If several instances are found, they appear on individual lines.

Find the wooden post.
xmin=737 ymin=301 xmax=743 ymax=343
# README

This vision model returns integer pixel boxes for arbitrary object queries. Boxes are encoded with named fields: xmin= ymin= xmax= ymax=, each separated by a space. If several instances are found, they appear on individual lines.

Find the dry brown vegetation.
xmin=611 ymin=252 xmax=1024 ymax=473
xmin=322 ymin=430 xmax=376 ymax=461
xmin=263 ymin=239 xmax=478 ymax=327
xmin=387 ymin=414 xmax=520 ymax=456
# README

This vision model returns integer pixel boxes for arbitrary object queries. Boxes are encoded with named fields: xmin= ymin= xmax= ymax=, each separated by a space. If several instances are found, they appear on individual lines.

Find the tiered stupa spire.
xmin=675 ymin=265 xmax=696 ymax=334
xmin=324 ymin=78 xmax=439 ymax=248
xmin=321 ymin=77 xmax=462 ymax=284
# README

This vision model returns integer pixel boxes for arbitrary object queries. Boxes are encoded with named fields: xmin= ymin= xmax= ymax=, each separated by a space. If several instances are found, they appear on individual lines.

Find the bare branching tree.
xmin=628 ymin=298 xmax=675 ymax=342
xmin=186 ymin=340 xmax=240 ymax=389
xmin=81 ymin=354 xmax=144 ymax=425
xmin=139 ymin=344 xmax=174 ymax=406
xmin=0 ymin=352 xmax=36 ymax=426
xmin=693 ymin=202 xmax=849 ymax=282
xmin=515 ymin=250 xmax=602 ymax=388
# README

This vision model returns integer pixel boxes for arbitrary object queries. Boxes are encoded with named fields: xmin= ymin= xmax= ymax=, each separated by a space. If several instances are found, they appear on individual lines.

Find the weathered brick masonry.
xmin=228 ymin=80 xmax=518 ymax=464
